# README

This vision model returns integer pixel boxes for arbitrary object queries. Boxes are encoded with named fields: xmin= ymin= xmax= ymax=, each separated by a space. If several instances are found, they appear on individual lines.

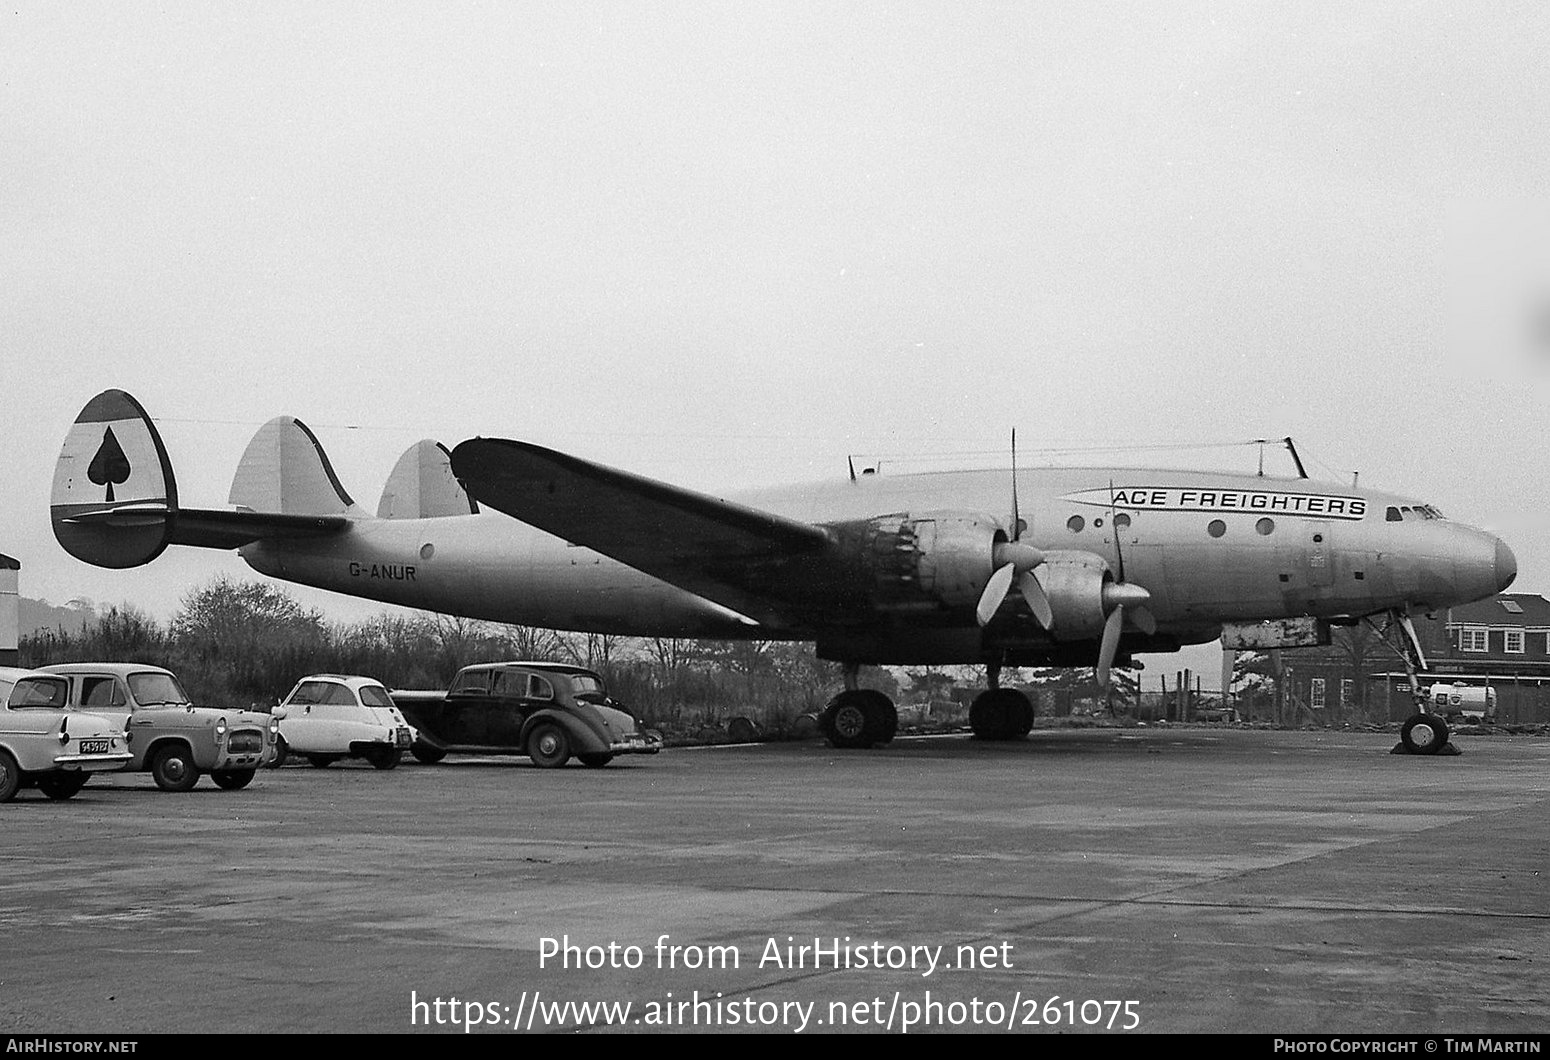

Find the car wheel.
xmin=410 ymin=740 xmax=446 ymax=764
xmin=270 ymin=736 xmax=289 ymax=769
xmin=150 ymin=744 xmax=200 ymax=792
xmin=577 ymin=753 xmax=613 ymax=768
xmin=0 ymin=750 xmax=19 ymax=802
xmin=1401 ymin=713 xmax=1449 ymax=755
xmin=211 ymin=769 xmax=256 ymax=790
xmin=307 ymin=755 xmax=340 ymax=769
xmin=365 ymin=747 xmax=402 ymax=771
xmin=527 ymin=722 xmax=571 ymax=768
xmin=38 ymin=773 xmax=89 ymax=800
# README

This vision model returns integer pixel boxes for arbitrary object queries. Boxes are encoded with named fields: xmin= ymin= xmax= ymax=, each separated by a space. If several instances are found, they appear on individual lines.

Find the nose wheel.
xmin=1399 ymin=712 xmax=1450 ymax=755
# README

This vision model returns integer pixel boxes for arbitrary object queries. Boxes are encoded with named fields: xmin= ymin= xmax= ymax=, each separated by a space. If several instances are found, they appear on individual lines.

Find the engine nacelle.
xmin=826 ymin=510 xmax=1005 ymax=613
xmin=1035 ymin=550 xmax=1114 ymax=639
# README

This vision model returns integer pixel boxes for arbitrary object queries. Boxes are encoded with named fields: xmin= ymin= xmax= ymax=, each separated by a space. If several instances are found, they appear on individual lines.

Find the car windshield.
xmin=128 ymin=672 xmax=192 ymax=706
xmin=7 ymin=676 xmax=69 ymax=709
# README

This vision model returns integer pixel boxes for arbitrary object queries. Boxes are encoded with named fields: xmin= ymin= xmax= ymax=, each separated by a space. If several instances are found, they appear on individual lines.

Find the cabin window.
xmin=1386 ymin=506 xmax=1402 ymax=522
xmin=1459 ymin=627 xmax=1489 ymax=652
xmin=1255 ymin=518 xmax=1275 ymax=535
xmin=1505 ymin=630 xmax=1525 ymax=654
xmin=1066 ymin=516 xmax=1084 ymax=533
xmin=1207 ymin=519 xmax=1226 ymax=538
xmin=528 ymin=675 xmax=556 ymax=700
xmin=1113 ymin=513 xmax=1131 ymax=529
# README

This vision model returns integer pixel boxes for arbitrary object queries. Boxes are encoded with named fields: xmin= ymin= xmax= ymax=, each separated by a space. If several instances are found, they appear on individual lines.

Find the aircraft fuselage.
xmin=240 ymin=465 xmax=1512 ymax=663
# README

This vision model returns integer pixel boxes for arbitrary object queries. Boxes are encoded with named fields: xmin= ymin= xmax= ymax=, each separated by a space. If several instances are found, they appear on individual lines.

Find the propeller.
xmin=1095 ymin=482 xmax=1157 ymax=691
xmin=975 ymin=430 xmax=1053 ymax=628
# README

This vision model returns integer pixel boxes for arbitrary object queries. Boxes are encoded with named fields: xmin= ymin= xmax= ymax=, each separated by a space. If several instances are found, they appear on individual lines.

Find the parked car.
xmin=41 ymin=663 xmax=279 ymax=791
xmin=0 ymin=666 xmax=133 ymax=801
xmin=272 ymin=674 xmax=415 ymax=770
xmin=392 ymin=661 xmax=663 ymax=768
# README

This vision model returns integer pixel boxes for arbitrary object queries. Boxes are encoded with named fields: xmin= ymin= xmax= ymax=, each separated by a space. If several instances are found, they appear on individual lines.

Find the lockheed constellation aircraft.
xmin=52 ymin=390 xmax=1515 ymax=754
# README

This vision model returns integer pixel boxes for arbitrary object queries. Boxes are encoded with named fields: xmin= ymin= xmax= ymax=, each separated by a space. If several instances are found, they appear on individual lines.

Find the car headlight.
xmin=215 ymin=716 xmax=228 ymax=742
xmin=269 ymin=717 xmax=281 ymax=737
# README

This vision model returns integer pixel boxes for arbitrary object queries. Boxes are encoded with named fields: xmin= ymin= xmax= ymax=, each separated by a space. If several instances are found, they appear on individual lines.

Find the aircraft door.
xmin=1306 ymin=523 xmax=1334 ymax=588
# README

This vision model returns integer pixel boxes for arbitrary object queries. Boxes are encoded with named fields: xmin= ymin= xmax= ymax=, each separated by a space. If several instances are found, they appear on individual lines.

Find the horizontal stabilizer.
xmin=379 ymin=440 xmax=478 ymax=518
xmin=53 ymin=391 xmax=352 ymax=570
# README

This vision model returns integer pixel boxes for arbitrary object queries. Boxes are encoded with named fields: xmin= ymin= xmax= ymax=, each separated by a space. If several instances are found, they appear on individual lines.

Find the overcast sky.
xmin=4 ymin=3 xmax=1548 ymax=676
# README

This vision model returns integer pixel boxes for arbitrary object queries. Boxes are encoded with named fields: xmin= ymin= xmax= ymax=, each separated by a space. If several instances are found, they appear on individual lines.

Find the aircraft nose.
xmin=1495 ymin=537 xmax=1518 ymax=592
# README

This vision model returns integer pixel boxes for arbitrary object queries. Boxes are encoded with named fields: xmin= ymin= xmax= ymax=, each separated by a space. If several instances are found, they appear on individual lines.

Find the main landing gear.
xmin=820 ymin=665 xmax=898 ymax=749
xmin=819 ymin=662 xmax=1036 ymax=748
xmin=969 ymin=663 xmax=1033 ymax=740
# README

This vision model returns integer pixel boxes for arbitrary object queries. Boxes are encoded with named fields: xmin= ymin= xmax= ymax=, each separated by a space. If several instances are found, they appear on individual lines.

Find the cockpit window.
xmin=1389 ymin=504 xmax=1447 ymax=522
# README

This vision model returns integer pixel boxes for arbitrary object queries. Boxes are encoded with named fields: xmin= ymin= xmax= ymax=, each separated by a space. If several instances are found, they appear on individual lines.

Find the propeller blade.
xmin=1096 ymin=605 xmax=1124 ymax=690
xmin=1010 ymin=428 xmax=1021 ymax=540
xmin=1130 ymin=605 xmax=1157 ymax=636
xmin=1017 ymin=569 xmax=1053 ymax=629
xmin=976 ymin=563 xmax=1016 ymax=626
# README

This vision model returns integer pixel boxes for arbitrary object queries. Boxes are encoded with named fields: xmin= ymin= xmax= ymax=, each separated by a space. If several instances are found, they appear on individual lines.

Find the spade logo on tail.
xmin=88 ymin=427 xmax=132 ymax=502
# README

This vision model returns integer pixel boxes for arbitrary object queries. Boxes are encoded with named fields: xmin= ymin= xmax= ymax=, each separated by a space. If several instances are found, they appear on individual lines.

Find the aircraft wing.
xmin=451 ymin=438 xmax=833 ymax=625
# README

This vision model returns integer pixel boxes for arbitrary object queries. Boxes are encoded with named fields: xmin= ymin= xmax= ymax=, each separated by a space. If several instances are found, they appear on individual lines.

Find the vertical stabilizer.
xmin=52 ymin=390 xmax=179 ymax=568
xmin=378 ymin=440 xmax=479 ymax=519
xmin=229 ymin=417 xmax=362 ymax=516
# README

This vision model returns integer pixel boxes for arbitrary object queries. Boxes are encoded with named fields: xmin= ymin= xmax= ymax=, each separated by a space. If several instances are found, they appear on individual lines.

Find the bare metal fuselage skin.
xmin=240 ymin=466 xmax=1510 ymax=662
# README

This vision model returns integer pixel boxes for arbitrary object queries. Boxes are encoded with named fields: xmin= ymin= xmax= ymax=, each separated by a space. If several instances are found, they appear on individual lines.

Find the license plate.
xmin=80 ymin=739 xmax=110 ymax=754
xmin=396 ymin=729 xmax=411 ymax=747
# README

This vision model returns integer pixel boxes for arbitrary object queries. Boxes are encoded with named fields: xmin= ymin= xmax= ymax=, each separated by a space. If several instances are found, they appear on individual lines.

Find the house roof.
xmin=1447 ymin=593 xmax=1550 ymax=627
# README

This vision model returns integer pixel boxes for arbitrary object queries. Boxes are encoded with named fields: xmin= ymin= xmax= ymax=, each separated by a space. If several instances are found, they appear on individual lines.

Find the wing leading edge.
xmin=450 ymin=438 xmax=833 ymax=626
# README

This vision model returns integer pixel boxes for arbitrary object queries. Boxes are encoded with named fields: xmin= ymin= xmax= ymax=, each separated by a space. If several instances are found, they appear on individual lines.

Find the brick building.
xmin=1270 ymin=593 xmax=1550 ymax=725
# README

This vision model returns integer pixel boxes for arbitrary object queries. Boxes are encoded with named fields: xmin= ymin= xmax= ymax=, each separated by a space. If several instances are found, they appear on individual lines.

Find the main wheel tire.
xmin=527 ymin=722 xmax=571 ymax=768
xmin=211 ymin=769 xmax=255 ymax=790
xmin=970 ymin=689 xmax=1032 ymax=740
xmin=577 ymin=753 xmax=614 ymax=768
xmin=37 ymin=773 xmax=88 ymax=800
xmin=270 ymin=736 xmax=289 ymax=769
xmin=0 ymin=750 xmax=19 ymax=802
xmin=821 ymin=690 xmax=897 ymax=749
xmin=150 ymin=744 xmax=200 ymax=792
xmin=410 ymin=740 xmax=446 ymax=764
xmin=1401 ymin=713 xmax=1449 ymax=755
xmin=307 ymin=754 xmax=340 ymax=769
xmin=365 ymin=747 xmax=402 ymax=771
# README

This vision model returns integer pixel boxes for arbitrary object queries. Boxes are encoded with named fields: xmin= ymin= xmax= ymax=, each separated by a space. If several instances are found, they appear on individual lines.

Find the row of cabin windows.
xmin=1066 ymin=514 xmax=1278 ymax=537
xmin=1457 ymin=627 xmax=1546 ymax=654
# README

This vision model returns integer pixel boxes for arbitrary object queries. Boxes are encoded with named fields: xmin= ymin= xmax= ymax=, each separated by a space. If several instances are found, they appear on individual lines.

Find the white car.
xmin=274 ymin=674 xmax=415 ymax=770
xmin=0 ymin=666 xmax=133 ymax=801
